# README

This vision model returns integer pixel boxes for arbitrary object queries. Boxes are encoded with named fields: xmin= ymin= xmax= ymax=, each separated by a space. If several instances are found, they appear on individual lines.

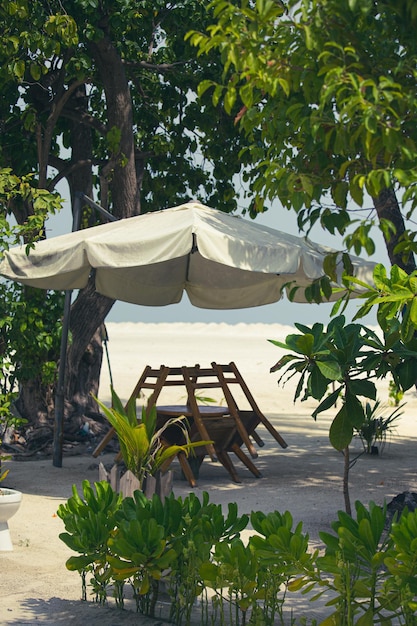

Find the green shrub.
xmin=58 ymin=484 xmax=417 ymax=625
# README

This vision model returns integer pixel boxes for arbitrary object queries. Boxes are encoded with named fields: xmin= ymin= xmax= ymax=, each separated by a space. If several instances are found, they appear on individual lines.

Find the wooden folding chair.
xmin=211 ymin=362 xmax=288 ymax=450
xmin=92 ymin=364 xmax=172 ymax=457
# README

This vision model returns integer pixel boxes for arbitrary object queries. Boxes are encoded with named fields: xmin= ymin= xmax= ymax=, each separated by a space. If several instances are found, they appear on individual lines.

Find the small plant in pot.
xmin=95 ymin=388 xmax=209 ymax=496
xmin=356 ymin=400 xmax=403 ymax=455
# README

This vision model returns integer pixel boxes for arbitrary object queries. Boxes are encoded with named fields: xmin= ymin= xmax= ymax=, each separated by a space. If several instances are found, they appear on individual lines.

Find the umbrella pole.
xmin=52 ymin=288 xmax=73 ymax=467
xmin=52 ymin=193 xmax=82 ymax=467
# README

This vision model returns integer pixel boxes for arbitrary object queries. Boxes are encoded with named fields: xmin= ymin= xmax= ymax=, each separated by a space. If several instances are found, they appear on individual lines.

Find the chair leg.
xmin=177 ymin=451 xmax=197 ymax=488
xmin=228 ymin=361 xmax=288 ymax=449
xmin=251 ymin=430 xmax=265 ymax=447
xmin=231 ymin=443 xmax=262 ymax=478
xmin=216 ymin=450 xmax=241 ymax=483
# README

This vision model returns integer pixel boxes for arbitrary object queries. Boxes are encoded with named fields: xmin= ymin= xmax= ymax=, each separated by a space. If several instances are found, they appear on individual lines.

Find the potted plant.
xmin=95 ymin=388 xmax=209 ymax=497
xmin=0 ymin=447 xmax=22 ymax=551
xmin=356 ymin=400 xmax=403 ymax=455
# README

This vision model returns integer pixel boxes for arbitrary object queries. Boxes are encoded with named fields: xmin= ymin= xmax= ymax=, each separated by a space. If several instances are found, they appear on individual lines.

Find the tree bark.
xmin=14 ymin=378 xmax=52 ymax=427
xmin=373 ymin=188 xmax=416 ymax=273
xmin=66 ymin=278 xmax=115 ymax=413
xmin=88 ymin=31 xmax=140 ymax=218
xmin=57 ymin=25 xmax=140 ymax=426
xmin=62 ymin=83 xmax=115 ymax=422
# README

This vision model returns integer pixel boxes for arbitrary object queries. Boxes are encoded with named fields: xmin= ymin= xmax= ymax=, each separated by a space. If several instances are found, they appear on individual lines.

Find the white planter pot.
xmin=0 ymin=488 xmax=22 ymax=551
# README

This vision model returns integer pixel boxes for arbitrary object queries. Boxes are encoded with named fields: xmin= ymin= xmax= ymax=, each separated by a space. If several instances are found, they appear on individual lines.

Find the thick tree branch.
xmin=373 ymin=188 xmax=416 ymax=274
xmin=123 ymin=59 xmax=189 ymax=72
xmin=60 ymin=108 xmax=108 ymax=136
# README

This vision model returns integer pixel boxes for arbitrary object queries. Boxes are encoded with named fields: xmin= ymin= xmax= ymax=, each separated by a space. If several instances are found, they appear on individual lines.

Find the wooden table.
xmin=157 ymin=405 xmax=230 ymax=418
xmin=156 ymin=404 xmax=259 ymax=485
xmin=156 ymin=404 xmax=231 ymax=463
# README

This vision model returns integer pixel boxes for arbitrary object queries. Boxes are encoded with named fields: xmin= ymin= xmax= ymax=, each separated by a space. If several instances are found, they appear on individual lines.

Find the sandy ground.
xmin=2 ymin=322 xmax=417 ymax=625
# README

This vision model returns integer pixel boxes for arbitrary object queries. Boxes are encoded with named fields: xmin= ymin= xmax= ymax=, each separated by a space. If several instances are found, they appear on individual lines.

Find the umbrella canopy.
xmin=0 ymin=201 xmax=375 ymax=306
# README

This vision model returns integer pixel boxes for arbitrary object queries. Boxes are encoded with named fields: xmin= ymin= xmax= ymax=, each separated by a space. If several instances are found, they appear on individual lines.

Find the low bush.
xmin=57 ymin=481 xmax=417 ymax=625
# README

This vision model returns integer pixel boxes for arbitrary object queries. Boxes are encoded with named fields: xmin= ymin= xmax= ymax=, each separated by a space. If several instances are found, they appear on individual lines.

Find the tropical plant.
xmin=248 ymin=509 xmax=315 ymax=625
xmin=95 ymin=388 xmax=209 ymax=490
xmin=356 ymin=400 xmax=403 ymax=455
xmin=383 ymin=507 xmax=417 ymax=624
xmin=317 ymin=500 xmax=392 ymax=626
xmin=57 ymin=479 xmax=123 ymax=603
xmin=59 ymin=484 xmax=417 ymax=623
xmin=108 ymin=513 xmax=178 ymax=615
xmin=0 ymin=169 xmax=63 ymax=445
xmin=112 ymin=490 xmax=184 ymax=615
xmin=269 ymin=313 xmax=417 ymax=514
xmin=171 ymin=492 xmax=249 ymax=625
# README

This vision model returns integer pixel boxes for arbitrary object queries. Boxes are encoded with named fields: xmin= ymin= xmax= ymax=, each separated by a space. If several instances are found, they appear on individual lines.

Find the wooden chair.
xmin=211 ymin=362 xmax=288 ymax=450
xmin=93 ymin=362 xmax=287 ymax=487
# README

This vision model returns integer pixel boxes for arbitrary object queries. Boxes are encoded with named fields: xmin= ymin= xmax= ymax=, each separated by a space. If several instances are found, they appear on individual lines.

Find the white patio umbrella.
xmin=0 ymin=199 xmax=376 ymax=467
xmin=0 ymin=200 xmax=375 ymax=306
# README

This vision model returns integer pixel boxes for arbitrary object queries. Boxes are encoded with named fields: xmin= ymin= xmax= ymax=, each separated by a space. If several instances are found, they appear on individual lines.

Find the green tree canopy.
xmin=188 ymin=0 xmax=417 ymax=270
xmin=0 ymin=0 xmax=252 ymax=439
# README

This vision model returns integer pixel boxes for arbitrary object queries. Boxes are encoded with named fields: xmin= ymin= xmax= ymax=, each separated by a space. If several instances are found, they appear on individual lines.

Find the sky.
xmin=44 ymin=191 xmax=384 ymax=327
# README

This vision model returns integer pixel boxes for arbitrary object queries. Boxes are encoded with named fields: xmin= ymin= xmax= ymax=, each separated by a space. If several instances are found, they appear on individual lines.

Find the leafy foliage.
xmin=0 ymin=169 xmax=64 ymax=430
xmin=317 ymin=500 xmax=392 ymax=625
xmin=0 ymin=1 xmax=251 ymax=214
xmin=58 ymin=485 xmax=417 ymax=624
xmin=0 ymin=169 xmax=62 ymax=253
xmin=95 ymin=388 xmax=209 ymax=489
xmin=351 ymin=263 xmax=417 ymax=342
xmin=356 ymin=400 xmax=403 ymax=454
xmin=188 ymin=0 xmax=417 ymax=257
xmin=57 ymin=479 xmax=123 ymax=602
xmin=269 ymin=311 xmax=417 ymax=453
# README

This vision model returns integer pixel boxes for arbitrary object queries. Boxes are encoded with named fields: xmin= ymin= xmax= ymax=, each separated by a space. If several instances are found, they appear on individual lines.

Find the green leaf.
xmin=316 ymin=359 xmax=342 ymax=381
xmin=309 ymin=365 xmax=329 ymax=400
xmin=288 ymin=576 xmax=307 ymax=591
xmin=292 ymin=333 xmax=315 ymax=356
xmin=396 ymin=358 xmax=417 ymax=391
xmin=329 ymin=405 xmax=354 ymax=450
xmin=197 ymin=79 xmax=215 ymax=97
xmin=65 ymin=554 xmax=96 ymax=570
xmin=268 ymin=338 xmax=292 ymax=350
xmin=13 ymin=59 xmax=25 ymax=80
xmin=224 ymin=87 xmax=237 ymax=114
xmin=345 ymin=391 xmax=365 ymax=428
xmin=323 ymin=253 xmax=338 ymax=282
xmin=347 ymin=379 xmax=377 ymax=400
xmin=312 ymin=387 xmax=343 ymax=418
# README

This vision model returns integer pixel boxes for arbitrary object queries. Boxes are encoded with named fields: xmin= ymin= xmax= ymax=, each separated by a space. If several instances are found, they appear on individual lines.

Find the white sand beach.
xmin=2 ymin=322 xmax=417 ymax=625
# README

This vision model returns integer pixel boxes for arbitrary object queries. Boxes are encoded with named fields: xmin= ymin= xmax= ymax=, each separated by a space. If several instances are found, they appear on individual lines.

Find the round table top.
xmin=156 ymin=404 xmax=230 ymax=417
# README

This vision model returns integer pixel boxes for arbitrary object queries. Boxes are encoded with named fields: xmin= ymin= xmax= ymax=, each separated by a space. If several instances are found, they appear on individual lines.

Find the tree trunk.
xmin=61 ymin=36 xmax=140 ymax=424
xmin=63 ymin=326 xmax=108 ymax=436
xmin=15 ymin=379 xmax=51 ymax=425
xmin=62 ymin=83 xmax=114 ymax=426
xmin=373 ymin=188 xmax=416 ymax=273
xmin=59 ymin=28 xmax=139 ymax=426
xmin=66 ymin=278 xmax=115 ymax=417
xmin=88 ymin=31 xmax=140 ymax=218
